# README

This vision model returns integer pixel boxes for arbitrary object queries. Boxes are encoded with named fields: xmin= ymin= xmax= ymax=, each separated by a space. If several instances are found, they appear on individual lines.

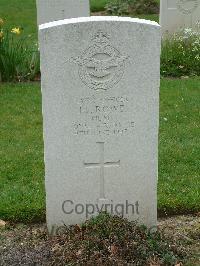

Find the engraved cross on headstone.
xmin=84 ymin=142 xmax=120 ymax=200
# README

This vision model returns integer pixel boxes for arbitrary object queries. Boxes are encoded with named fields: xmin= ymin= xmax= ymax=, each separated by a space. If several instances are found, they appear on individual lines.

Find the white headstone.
xmin=39 ymin=16 xmax=161 ymax=233
xmin=36 ymin=0 xmax=90 ymax=25
xmin=160 ymin=0 xmax=200 ymax=35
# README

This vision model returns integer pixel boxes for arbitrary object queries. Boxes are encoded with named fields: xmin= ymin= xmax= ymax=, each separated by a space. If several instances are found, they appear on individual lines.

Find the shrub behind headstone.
xmin=106 ymin=0 xmax=159 ymax=15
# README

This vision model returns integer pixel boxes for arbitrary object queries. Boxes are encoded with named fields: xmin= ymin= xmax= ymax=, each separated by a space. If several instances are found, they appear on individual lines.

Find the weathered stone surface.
xmin=39 ymin=16 xmax=161 ymax=233
xmin=160 ymin=0 xmax=200 ymax=35
xmin=36 ymin=0 xmax=90 ymax=25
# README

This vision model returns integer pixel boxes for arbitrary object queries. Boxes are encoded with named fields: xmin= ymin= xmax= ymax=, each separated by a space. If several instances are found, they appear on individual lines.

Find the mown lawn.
xmin=158 ymin=78 xmax=200 ymax=215
xmin=0 ymin=78 xmax=199 ymax=222
xmin=90 ymin=0 xmax=109 ymax=12
xmin=0 ymin=0 xmax=159 ymax=43
xmin=0 ymin=82 xmax=45 ymax=222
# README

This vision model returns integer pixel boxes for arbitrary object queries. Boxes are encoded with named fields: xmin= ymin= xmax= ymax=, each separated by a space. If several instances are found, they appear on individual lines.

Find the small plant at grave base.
xmin=0 ymin=18 xmax=40 ymax=82
xmin=161 ymin=27 xmax=200 ymax=77
xmin=105 ymin=0 xmax=159 ymax=16
xmin=50 ymin=213 xmax=187 ymax=265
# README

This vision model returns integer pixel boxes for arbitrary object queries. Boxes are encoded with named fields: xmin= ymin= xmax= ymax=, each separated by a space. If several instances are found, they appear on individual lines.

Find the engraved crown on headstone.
xmin=160 ymin=0 xmax=200 ymax=34
xmin=71 ymin=30 xmax=128 ymax=91
xmin=177 ymin=0 xmax=199 ymax=15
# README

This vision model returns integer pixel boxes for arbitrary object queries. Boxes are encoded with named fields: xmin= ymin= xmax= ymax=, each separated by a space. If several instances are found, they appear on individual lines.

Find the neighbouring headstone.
xmin=160 ymin=0 xmax=200 ymax=35
xmin=39 ymin=16 xmax=161 ymax=233
xmin=36 ymin=0 xmax=90 ymax=25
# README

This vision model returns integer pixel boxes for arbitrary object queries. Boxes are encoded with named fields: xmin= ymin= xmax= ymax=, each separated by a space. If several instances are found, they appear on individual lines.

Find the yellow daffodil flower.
xmin=0 ymin=18 xmax=4 ymax=26
xmin=0 ymin=31 xmax=3 ymax=40
xmin=11 ymin=27 xmax=21 ymax=35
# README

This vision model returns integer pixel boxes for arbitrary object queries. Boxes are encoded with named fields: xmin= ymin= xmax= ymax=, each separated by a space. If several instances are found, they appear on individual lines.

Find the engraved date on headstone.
xmin=73 ymin=95 xmax=135 ymax=136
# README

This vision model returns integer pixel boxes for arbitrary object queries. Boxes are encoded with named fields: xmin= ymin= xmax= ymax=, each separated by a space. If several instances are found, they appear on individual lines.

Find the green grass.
xmin=90 ymin=0 xmax=109 ymax=12
xmin=0 ymin=78 xmax=199 ymax=222
xmin=158 ymin=78 xmax=200 ymax=215
xmin=0 ymin=83 xmax=45 ymax=222
xmin=132 ymin=13 xmax=159 ymax=23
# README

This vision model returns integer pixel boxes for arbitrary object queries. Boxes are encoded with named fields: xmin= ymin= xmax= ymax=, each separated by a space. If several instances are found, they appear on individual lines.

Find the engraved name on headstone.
xmin=39 ymin=17 xmax=161 ymax=232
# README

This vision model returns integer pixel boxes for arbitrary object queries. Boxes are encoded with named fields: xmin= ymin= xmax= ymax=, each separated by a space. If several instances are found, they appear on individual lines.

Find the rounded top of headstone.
xmin=39 ymin=16 xmax=160 ymax=31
